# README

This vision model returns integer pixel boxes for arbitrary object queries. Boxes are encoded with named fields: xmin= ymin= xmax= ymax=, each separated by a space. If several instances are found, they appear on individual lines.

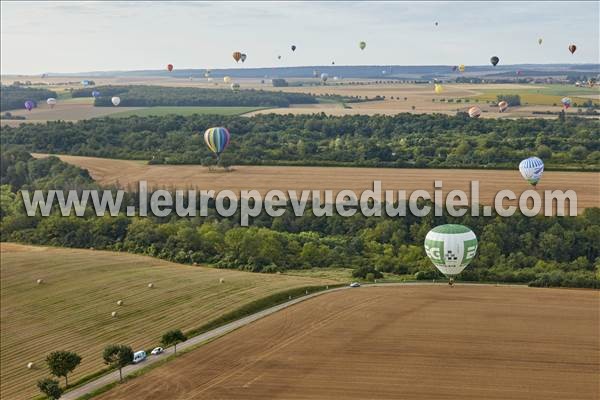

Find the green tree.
xmin=161 ymin=329 xmax=187 ymax=354
xmin=46 ymin=351 xmax=82 ymax=387
xmin=103 ymin=345 xmax=133 ymax=382
xmin=37 ymin=378 xmax=63 ymax=400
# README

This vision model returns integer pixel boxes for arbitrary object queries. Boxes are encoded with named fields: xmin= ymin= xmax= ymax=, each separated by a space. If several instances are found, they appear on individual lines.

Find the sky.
xmin=1 ymin=1 xmax=599 ymax=75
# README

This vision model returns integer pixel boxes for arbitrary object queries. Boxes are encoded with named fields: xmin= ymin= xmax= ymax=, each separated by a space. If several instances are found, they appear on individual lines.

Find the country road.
xmin=61 ymin=282 xmax=527 ymax=400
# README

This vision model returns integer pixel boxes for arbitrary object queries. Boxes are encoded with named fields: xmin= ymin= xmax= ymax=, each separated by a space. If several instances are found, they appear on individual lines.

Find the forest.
xmin=2 ymin=112 xmax=598 ymax=169
xmin=70 ymin=85 xmax=319 ymax=107
xmin=0 ymin=85 xmax=57 ymax=111
xmin=1 ymin=149 xmax=598 ymax=288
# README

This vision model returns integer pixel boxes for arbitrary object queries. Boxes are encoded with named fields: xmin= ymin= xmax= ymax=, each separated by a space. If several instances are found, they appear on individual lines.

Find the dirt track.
xmin=97 ymin=285 xmax=599 ymax=400
xmin=35 ymin=154 xmax=599 ymax=213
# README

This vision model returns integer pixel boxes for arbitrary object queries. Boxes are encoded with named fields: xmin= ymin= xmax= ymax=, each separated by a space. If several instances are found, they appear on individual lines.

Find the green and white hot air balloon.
xmin=424 ymin=224 xmax=478 ymax=285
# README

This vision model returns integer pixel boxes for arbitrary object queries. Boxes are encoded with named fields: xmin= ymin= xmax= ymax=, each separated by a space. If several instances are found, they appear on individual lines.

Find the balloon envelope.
xmin=223 ymin=76 xmax=231 ymax=83
xmin=468 ymin=106 xmax=481 ymax=118
xmin=568 ymin=44 xmax=576 ymax=54
xmin=320 ymin=73 xmax=329 ymax=82
xmin=240 ymin=53 xmax=247 ymax=62
xmin=458 ymin=64 xmax=465 ymax=72
xmin=230 ymin=83 xmax=240 ymax=91
xmin=111 ymin=97 xmax=121 ymax=106
xmin=434 ymin=84 xmax=443 ymax=94
xmin=359 ymin=41 xmax=366 ymax=50
xmin=538 ymin=38 xmax=543 ymax=45
xmin=24 ymin=100 xmax=34 ymax=111
xmin=424 ymin=225 xmax=478 ymax=278
xmin=498 ymin=100 xmax=508 ymax=112
xmin=561 ymin=97 xmax=571 ymax=109
xmin=490 ymin=56 xmax=499 ymax=66
xmin=204 ymin=127 xmax=231 ymax=157
xmin=46 ymin=98 xmax=57 ymax=108
xmin=232 ymin=52 xmax=242 ymax=62
xmin=291 ymin=45 xmax=296 ymax=51
xmin=519 ymin=157 xmax=544 ymax=186
xmin=167 ymin=64 xmax=173 ymax=72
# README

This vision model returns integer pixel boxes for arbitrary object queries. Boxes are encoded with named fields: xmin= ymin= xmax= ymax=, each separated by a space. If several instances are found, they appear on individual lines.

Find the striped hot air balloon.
xmin=519 ymin=157 xmax=544 ymax=187
xmin=204 ymin=127 xmax=231 ymax=162
xmin=425 ymin=224 xmax=478 ymax=285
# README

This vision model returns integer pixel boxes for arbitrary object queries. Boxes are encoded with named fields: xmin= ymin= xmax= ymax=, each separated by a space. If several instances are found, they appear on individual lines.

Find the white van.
xmin=133 ymin=350 xmax=147 ymax=364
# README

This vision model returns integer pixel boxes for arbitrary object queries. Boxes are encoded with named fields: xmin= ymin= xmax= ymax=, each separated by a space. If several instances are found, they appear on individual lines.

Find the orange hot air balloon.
xmin=468 ymin=106 xmax=482 ymax=118
xmin=568 ymin=44 xmax=576 ymax=54
xmin=167 ymin=64 xmax=173 ymax=72
xmin=233 ymin=52 xmax=242 ymax=62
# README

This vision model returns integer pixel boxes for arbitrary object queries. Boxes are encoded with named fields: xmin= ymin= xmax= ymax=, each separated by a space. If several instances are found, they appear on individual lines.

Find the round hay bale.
xmin=219 ymin=278 xmax=225 ymax=284
xmin=117 ymin=300 xmax=123 ymax=306
xmin=148 ymin=283 xmax=154 ymax=289
xmin=111 ymin=311 xmax=118 ymax=318
xmin=36 ymin=279 xmax=43 ymax=285
xmin=27 ymin=362 xmax=34 ymax=369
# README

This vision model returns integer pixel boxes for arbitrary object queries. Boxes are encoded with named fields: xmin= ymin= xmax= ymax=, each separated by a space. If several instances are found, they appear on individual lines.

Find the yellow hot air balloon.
xmin=458 ymin=64 xmax=465 ymax=73
xmin=223 ymin=76 xmax=231 ymax=84
xmin=434 ymin=84 xmax=444 ymax=94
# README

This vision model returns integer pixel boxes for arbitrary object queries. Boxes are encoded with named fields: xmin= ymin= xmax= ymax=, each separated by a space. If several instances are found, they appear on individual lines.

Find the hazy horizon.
xmin=1 ymin=1 xmax=599 ymax=75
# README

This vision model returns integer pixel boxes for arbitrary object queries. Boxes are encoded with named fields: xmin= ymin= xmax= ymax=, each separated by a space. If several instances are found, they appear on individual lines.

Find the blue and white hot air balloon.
xmin=519 ymin=157 xmax=544 ymax=187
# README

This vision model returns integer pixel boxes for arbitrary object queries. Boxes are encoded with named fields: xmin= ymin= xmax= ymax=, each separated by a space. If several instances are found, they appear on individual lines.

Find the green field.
xmin=106 ymin=106 xmax=267 ymax=118
xmin=0 ymin=243 xmax=332 ymax=400
xmin=474 ymin=84 xmax=600 ymax=106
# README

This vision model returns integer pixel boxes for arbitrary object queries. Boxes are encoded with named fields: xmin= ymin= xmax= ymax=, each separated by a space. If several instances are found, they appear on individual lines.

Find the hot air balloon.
xmin=561 ymin=97 xmax=571 ymax=109
xmin=435 ymin=21 xmax=439 ymax=26
xmin=233 ymin=52 xmax=242 ymax=62
xmin=359 ymin=41 xmax=366 ymax=50
xmin=46 ymin=98 xmax=57 ymax=109
xmin=320 ymin=73 xmax=329 ymax=83
xmin=111 ymin=96 xmax=121 ymax=106
xmin=424 ymin=224 xmax=478 ymax=285
xmin=331 ymin=61 xmax=335 ymax=65
xmin=277 ymin=55 xmax=282 ymax=60
xmin=538 ymin=38 xmax=543 ymax=45
xmin=24 ymin=100 xmax=34 ymax=111
xmin=231 ymin=82 xmax=240 ymax=92
xmin=434 ymin=84 xmax=443 ymax=94
xmin=490 ymin=56 xmax=499 ymax=66
xmin=204 ymin=127 xmax=231 ymax=162
xmin=519 ymin=157 xmax=544 ymax=187
xmin=568 ymin=44 xmax=576 ymax=54
xmin=223 ymin=76 xmax=231 ymax=84
xmin=468 ymin=106 xmax=481 ymax=118
xmin=458 ymin=64 xmax=465 ymax=73
xmin=498 ymin=100 xmax=508 ymax=112
xmin=92 ymin=90 xmax=100 ymax=98
xmin=167 ymin=64 xmax=173 ymax=72
xmin=291 ymin=45 xmax=296 ymax=51
xmin=240 ymin=53 xmax=247 ymax=63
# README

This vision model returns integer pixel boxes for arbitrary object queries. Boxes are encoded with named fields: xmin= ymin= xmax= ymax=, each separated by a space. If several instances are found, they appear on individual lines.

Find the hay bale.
xmin=36 ymin=279 xmax=43 ymax=285
xmin=27 ymin=362 xmax=34 ymax=369
xmin=111 ymin=311 xmax=118 ymax=318
xmin=116 ymin=300 xmax=123 ymax=306
xmin=148 ymin=283 xmax=154 ymax=289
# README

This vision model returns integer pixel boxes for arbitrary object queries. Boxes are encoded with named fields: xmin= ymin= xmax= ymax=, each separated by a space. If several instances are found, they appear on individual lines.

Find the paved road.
xmin=61 ymin=282 xmax=527 ymax=399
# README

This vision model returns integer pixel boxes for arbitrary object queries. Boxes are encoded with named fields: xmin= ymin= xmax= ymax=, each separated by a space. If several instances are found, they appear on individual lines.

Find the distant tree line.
xmin=0 ymin=85 xmax=57 ymax=111
xmin=2 ymin=113 xmax=598 ymax=169
xmin=70 ymin=85 xmax=318 ymax=107
xmin=1 ymin=149 xmax=598 ymax=289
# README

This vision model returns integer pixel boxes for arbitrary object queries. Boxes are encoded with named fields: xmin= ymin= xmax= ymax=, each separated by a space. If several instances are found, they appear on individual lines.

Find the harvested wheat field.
xmin=35 ymin=154 xmax=599 ymax=213
xmin=97 ymin=285 xmax=600 ymax=400
xmin=0 ymin=243 xmax=332 ymax=400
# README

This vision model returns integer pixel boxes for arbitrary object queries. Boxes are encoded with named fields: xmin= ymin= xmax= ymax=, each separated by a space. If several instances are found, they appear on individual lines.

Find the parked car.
xmin=151 ymin=347 xmax=164 ymax=355
xmin=133 ymin=350 xmax=147 ymax=364
xmin=349 ymin=282 xmax=361 ymax=288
